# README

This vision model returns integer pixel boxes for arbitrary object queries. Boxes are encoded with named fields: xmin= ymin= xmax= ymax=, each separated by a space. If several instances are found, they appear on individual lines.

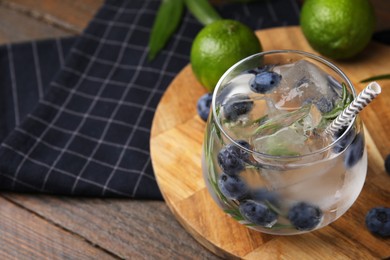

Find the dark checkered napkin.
xmin=0 ymin=0 xmax=300 ymax=199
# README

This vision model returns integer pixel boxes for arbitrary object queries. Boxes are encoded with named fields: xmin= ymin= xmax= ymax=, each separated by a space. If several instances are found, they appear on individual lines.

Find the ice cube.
xmin=265 ymin=97 xmax=280 ymax=117
xmin=251 ymin=105 xmax=310 ymax=137
xmin=301 ymin=104 xmax=322 ymax=133
xmin=253 ymin=127 xmax=310 ymax=157
xmin=291 ymin=103 xmax=336 ymax=153
xmin=271 ymin=60 xmax=338 ymax=113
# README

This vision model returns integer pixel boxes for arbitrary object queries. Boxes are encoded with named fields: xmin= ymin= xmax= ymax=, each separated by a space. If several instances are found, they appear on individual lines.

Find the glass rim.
xmin=211 ymin=49 xmax=357 ymax=159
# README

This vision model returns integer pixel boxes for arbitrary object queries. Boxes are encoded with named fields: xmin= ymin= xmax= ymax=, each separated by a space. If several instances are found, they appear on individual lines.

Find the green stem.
xmin=184 ymin=0 xmax=222 ymax=25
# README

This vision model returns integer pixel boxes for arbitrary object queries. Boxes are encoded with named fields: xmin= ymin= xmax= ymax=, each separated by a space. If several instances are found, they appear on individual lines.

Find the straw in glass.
xmin=325 ymin=81 xmax=381 ymax=135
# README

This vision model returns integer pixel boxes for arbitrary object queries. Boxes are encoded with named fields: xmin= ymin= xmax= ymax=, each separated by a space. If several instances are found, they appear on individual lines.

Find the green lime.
xmin=300 ymin=0 xmax=376 ymax=60
xmin=190 ymin=19 xmax=262 ymax=92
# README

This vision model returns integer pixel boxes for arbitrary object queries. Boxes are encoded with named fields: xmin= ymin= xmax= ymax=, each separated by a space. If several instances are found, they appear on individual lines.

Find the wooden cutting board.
xmin=150 ymin=26 xmax=390 ymax=259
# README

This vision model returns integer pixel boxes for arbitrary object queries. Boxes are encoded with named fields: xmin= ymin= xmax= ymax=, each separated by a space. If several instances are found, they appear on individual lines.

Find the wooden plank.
xmin=0 ymin=196 xmax=115 ymax=259
xmin=0 ymin=6 xmax=73 ymax=44
xmin=3 ymin=194 xmax=220 ymax=259
xmin=0 ymin=0 xmax=102 ymax=33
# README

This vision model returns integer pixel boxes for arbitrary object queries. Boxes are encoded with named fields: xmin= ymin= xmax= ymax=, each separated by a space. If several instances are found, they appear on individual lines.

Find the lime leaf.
xmin=148 ymin=0 xmax=184 ymax=61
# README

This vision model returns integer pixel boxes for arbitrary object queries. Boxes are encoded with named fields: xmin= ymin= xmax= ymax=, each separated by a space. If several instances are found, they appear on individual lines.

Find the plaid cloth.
xmin=0 ymin=0 xmax=302 ymax=199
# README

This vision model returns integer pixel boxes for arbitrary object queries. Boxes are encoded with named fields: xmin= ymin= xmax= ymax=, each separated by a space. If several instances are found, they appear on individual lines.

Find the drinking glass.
xmin=202 ymin=50 xmax=367 ymax=235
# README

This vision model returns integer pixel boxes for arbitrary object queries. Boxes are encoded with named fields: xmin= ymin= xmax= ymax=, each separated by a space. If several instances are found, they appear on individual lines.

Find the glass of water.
xmin=202 ymin=50 xmax=367 ymax=235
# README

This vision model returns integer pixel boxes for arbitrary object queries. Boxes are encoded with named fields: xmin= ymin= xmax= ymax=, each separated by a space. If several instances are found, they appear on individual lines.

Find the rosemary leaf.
xmin=322 ymin=82 xmax=352 ymax=120
xmin=253 ymin=105 xmax=310 ymax=135
xmin=360 ymin=74 xmax=390 ymax=83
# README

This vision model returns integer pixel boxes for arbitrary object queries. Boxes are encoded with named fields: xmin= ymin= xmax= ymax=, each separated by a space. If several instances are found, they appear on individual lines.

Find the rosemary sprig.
xmin=224 ymin=209 xmax=245 ymax=221
xmin=360 ymin=74 xmax=390 ymax=83
xmin=252 ymin=105 xmax=310 ymax=136
xmin=214 ymin=106 xmax=223 ymax=144
xmin=264 ymin=223 xmax=294 ymax=230
xmin=322 ymin=82 xmax=352 ymax=120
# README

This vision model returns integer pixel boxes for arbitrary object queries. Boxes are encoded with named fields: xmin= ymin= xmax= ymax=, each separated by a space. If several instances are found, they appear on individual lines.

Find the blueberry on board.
xmin=288 ymin=202 xmax=323 ymax=231
xmin=239 ymin=200 xmax=278 ymax=227
xmin=365 ymin=207 xmax=390 ymax=237
xmin=385 ymin=154 xmax=390 ymax=175
xmin=197 ymin=93 xmax=213 ymax=121
xmin=217 ymin=145 xmax=245 ymax=176
xmin=250 ymin=71 xmax=282 ymax=94
xmin=344 ymin=133 xmax=365 ymax=168
xmin=333 ymin=127 xmax=356 ymax=154
xmin=223 ymin=94 xmax=253 ymax=121
xmin=218 ymin=173 xmax=248 ymax=200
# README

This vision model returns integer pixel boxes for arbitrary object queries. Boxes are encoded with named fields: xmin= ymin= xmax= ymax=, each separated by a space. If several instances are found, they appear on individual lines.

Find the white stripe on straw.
xmin=326 ymin=81 xmax=381 ymax=135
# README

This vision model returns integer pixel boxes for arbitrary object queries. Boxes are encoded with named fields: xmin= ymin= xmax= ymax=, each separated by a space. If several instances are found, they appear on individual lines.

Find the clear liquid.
xmin=203 ymin=124 xmax=366 ymax=235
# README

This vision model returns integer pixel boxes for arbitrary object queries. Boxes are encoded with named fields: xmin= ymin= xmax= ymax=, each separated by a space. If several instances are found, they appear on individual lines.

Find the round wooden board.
xmin=150 ymin=26 xmax=390 ymax=259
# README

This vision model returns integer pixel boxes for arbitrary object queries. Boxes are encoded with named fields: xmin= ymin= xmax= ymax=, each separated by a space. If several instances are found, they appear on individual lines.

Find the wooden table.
xmin=0 ymin=1 xmax=219 ymax=259
xmin=0 ymin=1 xmax=389 ymax=259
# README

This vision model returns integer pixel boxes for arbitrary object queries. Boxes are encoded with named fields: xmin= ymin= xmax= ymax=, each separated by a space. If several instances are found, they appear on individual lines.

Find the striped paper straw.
xmin=326 ymin=81 xmax=381 ymax=135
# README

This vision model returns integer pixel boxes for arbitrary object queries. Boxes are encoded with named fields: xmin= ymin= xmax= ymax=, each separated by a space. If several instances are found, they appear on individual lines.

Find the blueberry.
xmin=333 ymin=127 xmax=356 ymax=154
xmin=365 ymin=207 xmax=390 ymax=237
xmin=344 ymin=133 xmax=365 ymax=168
xmin=303 ymin=97 xmax=333 ymax=114
xmin=239 ymin=200 xmax=278 ymax=227
xmin=197 ymin=93 xmax=213 ymax=121
xmin=217 ymin=145 xmax=245 ymax=175
xmin=250 ymin=71 xmax=282 ymax=93
xmin=218 ymin=173 xmax=248 ymax=200
xmin=247 ymin=68 xmax=262 ymax=74
xmin=246 ymin=66 xmax=268 ymax=75
xmin=246 ymin=65 xmax=275 ymax=75
xmin=315 ymin=97 xmax=333 ymax=113
xmin=223 ymin=94 xmax=253 ymax=121
xmin=288 ymin=202 xmax=323 ymax=231
xmin=385 ymin=154 xmax=390 ymax=175
xmin=230 ymin=140 xmax=251 ymax=161
xmin=327 ymin=75 xmax=343 ymax=90
xmin=250 ymin=188 xmax=280 ymax=207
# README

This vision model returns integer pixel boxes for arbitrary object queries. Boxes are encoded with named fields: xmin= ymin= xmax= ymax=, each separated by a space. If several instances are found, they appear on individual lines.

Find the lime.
xmin=300 ymin=0 xmax=376 ymax=60
xmin=190 ymin=19 xmax=262 ymax=92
